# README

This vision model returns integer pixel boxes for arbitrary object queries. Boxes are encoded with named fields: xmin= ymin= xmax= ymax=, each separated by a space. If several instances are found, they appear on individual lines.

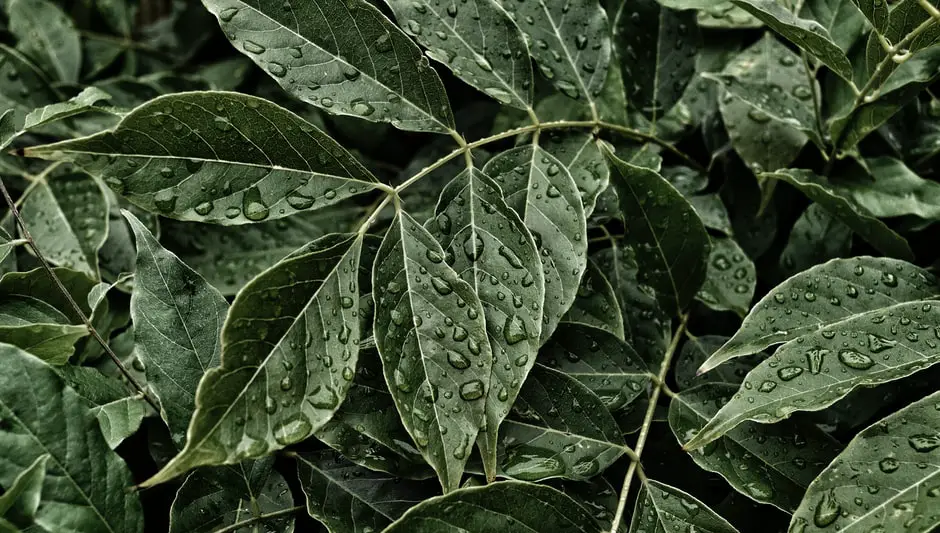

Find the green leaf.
xmin=374 ymin=211 xmax=493 ymax=492
xmin=425 ymin=167 xmax=544 ymax=482
xmin=383 ymin=480 xmax=603 ymax=532
xmin=143 ymin=233 xmax=365 ymax=486
xmin=660 ymin=167 xmax=734 ymax=235
xmin=386 ymin=0 xmax=533 ymax=110
xmin=482 ymin=144 xmax=587 ymax=342
xmin=603 ymin=146 xmax=711 ymax=314
xmin=23 ymin=87 xmax=112 ymax=131
xmin=629 ymin=480 xmax=739 ymax=533
xmin=696 ymin=236 xmax=756 ymax=316
xmin=849 ymin=0 xmax=887 ymax=34
xmin=498 ymin=0 xmax=611 ymax=104
xmin=93 ymin=396 xmax=147 ymax=450
xmin=498 ymin=365 xmax=624 ymax=482
xmin=779 ymin=203 xmax=852 ymax=280
xmin=0 ymin=454 xmax=47 ymax=529
xmin=0 ymin=297 xmax=87 ymax=363
xmin=701 ymin=256 xmax=938 ymax=372
xmin=674 ymin=335 xmax=761 ymax=390
xmin=790 ymin=389 xmax=940 ymax=533
xmin=538 ymin=323 xmax=649 ymax=411
xmin=18 ymin=172 xmax=109 ymax=278
xmin=297 ymin=450 xmax=437 ymax=532
xmin=125 ymin=211 xmax=229 ymax=449
xmin=540 ymin=131 xmax=610 ymax=217
xmin=0 ymin=267 xmax=96 ymax=323
xmin=202 ymin=0 xmax=455 ymax=134
xmin=697 ymin=3 xmax=763 ymax=29
xmin=615 ymin=0 xmax=700 ymax=123
xmin=799 ymin=0 xmax=867 ymax=53
xmin=829 ymin=156 xmax=940 ymax=220
xmin=670 ymin=383 xmax=841 ymax=511
xmin=0 ymin=229 xmax=22 ymax=265
xmin=687 ymin=299 xmax=940 ymax=450
xmin=730 ymin=0 xmax=854 ymax=83
xmin=6 ymin=0 xmax=81 ymax=83
xmin=562 ymin=259 xmax=626 ymax=340
xmin=25 ymin=92 xmax=382 ymax=225
xmin=0 ymin=45 xmax=60 ymax=124
xmin=763 ymin=169 xmax=914 ymax=260
xmin=0 ymin=344 xmax=143 ymax=532
xmin=169 ymin=458 xmax=295 ymax=533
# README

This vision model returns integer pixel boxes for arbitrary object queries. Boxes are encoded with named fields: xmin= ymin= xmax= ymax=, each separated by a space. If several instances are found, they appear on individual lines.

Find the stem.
xmin=356 ymin=194 xmax=393 ymax=236
xmin=213 ymin=505 xmax=305 ymax=533
xmin=0 ymin=177 xmax=160 ymax=413
xmin=598 ymin=122 xmax=707 ymax=173
xmin=801 ymin=52 xmax=824 ymax=136
xmin=78 ymin=30 xmax=174 ymax=60
xmin=607 ymin=314 xmax=689 ymax=533
xmin=919 ymin=0 xmax=940 ymax=23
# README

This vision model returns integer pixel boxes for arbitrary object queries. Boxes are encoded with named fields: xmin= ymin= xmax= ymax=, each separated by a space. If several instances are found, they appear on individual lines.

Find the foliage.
xmin=1 ymin=0 xmax=940 ymax=532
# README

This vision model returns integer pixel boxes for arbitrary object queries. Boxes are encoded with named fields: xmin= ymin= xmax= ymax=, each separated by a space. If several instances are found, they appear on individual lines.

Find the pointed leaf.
xmin=373 ymin=211 xmax=493 ymax=492
xmin=483 ymin=144 xmax=586 ymax=342
xmin=562 ymin=259 xmax=625 ymax=340
xmin=297 ymin=450 xmax=437 ymax=532
xmin=25 ymin=92 xmax=381 ymax=225
xmin=0 ymin=297 xmax=87 ymax=363
xmin=0 ymin=229 xmax=22 ymax=265
xmin=427 ymin=167 xmax=544 ymax=481
xmin=850 ymin=0 xmax=887 ymax=34
xmin=603 ymin=146 xmax=710 ymax=314
xmin=23 ymin=87 xmax=112 ymax=131
xmin=799 ymin=0 xmax=867 ymax=53
xmin=701 ymin=256 xmax=938 ymax=371
xmin=696 ymin=236 xmax=756 ymax=316
xmin=630 ymin=480 xmax=739 ymax=533
xmin=730 ymin=0 xmax=854 ymax=83
xmin=0 ymin=454 xmax=47 ymax=528
xmin=93 ymin=396 xmax=147 ymax=450
xmin=202 ymin=0 xmax=455 ymax=134
xmin=831 ymin=156 xmax=940 ymax=220
xmin=779 ymin=203 xmax=852 ymax=280
xmin=0 ymin=344 xmax=143 ymax=532
xmin=383 ymin=480 xmax=603 ymax=532
xmin=6 ymin=0 xmax=81 ymax=82
xmin=687 ymin=299 xmax=940 ymax=450
xmin=670 ymin=383 xmax=841 ymax=511
xmin=143 ymin=233 xmax=365 ymax=486
xmin=790 ymin=389 xmax=940 ymax=533
xmin=540 ymin=131 xmax=610 ymax=217
xmin=763 ymin=169 xmax=914 ymax=260
xmin=674 ymin=335 xmax=761 ymax=390
xmin=497 ymin=0 xmax=610 ymax=104
xmin=125 ymin=212 xmax=228 ymax=449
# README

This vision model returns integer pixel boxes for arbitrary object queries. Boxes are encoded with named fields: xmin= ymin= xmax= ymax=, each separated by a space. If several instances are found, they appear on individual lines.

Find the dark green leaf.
xmin=562 ymin=259 xmax=625 ymax=339
xmin=0 ymin=296 xmax=87 ymax=363
xmin=849 ymin=0 xmax=887 ymax=34
xmin=798 ymin=0 xmax=866 ymax=53
xmin=93 ymin=396 xmax=147 ymax=450
xmin=830 ymin=156 xmax=940 ymax=220
xmin=674 ymin=335 xmax=761 ymax=390
xmin=540 ymin=130 xmax=610 ymax=217
xmin=630 ymin=480 xmax=739 ymax=533
xmin=696 ymin=236 xmax=756 ymax=316
xmin=6 ymin=0 xmax=81 ymax=83
xmin=22 ymin=87 xmax=112 ymax=131
xmin=778 ymin=203 xmax=852 ymax=280
xmin=0 ymin=454 xmax=47 ymax=530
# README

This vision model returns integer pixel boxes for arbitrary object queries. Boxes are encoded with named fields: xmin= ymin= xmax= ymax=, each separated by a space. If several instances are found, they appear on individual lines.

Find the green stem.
xmin=607 ymin=313 xmax=689 ymax=533
xmin=78 ymin=30 xmax=174 ymax=60
xmin=213 ymin=505 xmax=305 ymax=533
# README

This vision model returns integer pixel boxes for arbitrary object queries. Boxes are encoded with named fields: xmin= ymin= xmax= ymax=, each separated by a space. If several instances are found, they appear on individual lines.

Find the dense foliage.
xmin=0 ymin=0 xmax=939 ymax=531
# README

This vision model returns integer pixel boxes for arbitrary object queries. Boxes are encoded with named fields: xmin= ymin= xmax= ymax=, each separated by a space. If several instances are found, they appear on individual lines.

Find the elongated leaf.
xmin=831 ymin=156 xmax=940 ymax=220
xmin=674 ymin=335 xmax=761 ymax=390
xmin=562 ymin=259 xmax=625 ymax=340
xmin=615 ymin=0 xmax=700 ymax=123
xmin=670 ymin=383 xmax=841 ymax=511
xmin=0 ymin=267 xmax=96 ymax=324
xmin=0 ymin=344 xmax=143 ymax=532
xmin=19 ymin=172 xmax=108 ymax=278
xmin=384 ymin=480 xmax=603 ymax=532
xmin=498 ymin=0 xmax=610 ymax=103
xmin=202 ymin=0 xmax=455 ymax=134
xmin=426 ymin=167 xmax=544 ymax=482
xmin=143 ymin=233 xmax=365 ymax=486
xmin=297 ymin=450 xmax=437 ymax=532
xmin=799 ymin=0 xmax=866 ymax=53
xmin=850 ymin=0 xmax=887 ymax=33
xmin=6 ymin=0 xmax=80 ymax=83
xmin=540 ymin=131 xmax=610 ymax=217
xmin=701 ymin=256 xmax=938 ymax=372
xmin=0 ymin=229 xmax=21 ymax=265
xmin=687 ymin=299 xmax=940 ymax=449
xmin=0 ymin=297 xmax=87 ymax=363
xmin=790 ymin=389 xmax=940 ymax=533
xmin=538 ymin=323 xmax=649 ymax=411
xmin=499 ymin=365 xmax=624 ymax=482
xmin=25 ymin=92 xmax=381 ymax=225
xmin=23 ymin=87 xmax=111 ymax=131
xmin=385 ymin=0 xmax=532 ymax=109
xmin=125 ymin=212 xmax=228 ymax=448
xmin=604 ymin=146 xmax=710 ymax=314
xmin=731 ymin=0 xmax=854 ymax=83
xmin=696 ymin=236 xmax=756 ymax=316
xmin=0 ymin=45 xmax=60 ymax=124
xmin=169 ymin=457 xmax=295 ymax=533
xmin=779 ymin=203 xmax=852 ymax=280
xmin=94 ymin=396 xmax=147 ymax=450
xmin=483 ymin=145 xmax=587 ymax=342
xmin=0 ymin=454 xmax=47 ymax=529
xmin=374 ymin=211 xmax=493 ymax=492
xmin=630 ymin=480 xmax=740 ymax=533
xmin=764 ymin=169 xmax=914 ymax=260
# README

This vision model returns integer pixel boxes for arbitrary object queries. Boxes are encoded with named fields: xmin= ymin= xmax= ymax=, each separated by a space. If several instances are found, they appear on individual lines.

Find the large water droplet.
xmin=448 ymin=350 xmax=470 ymax=370
xmin=459 ymin=379 xmax=485 ymax=400
xmin=463 ymin=234 xmax=484 ymax=261
xmin=838 ymin=349 xmax=874 ymax=370
xmin=908 ymin=434 xmax=940 ymax=453
xmin=812 ymin=490 xmax=841 ymax=528
xmin=273 ymin=415 xmax=313 ymax=445
xmin=503 ymin=315 xmax=528 ymax=345
xmin=242 ymin=187 xmax=270 ymax=221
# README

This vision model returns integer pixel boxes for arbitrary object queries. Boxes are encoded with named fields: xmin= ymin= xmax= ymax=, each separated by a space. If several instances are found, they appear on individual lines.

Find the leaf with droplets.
xmin=849 ymin=0 xmax=887 ymax=34
xmin=778 ymin=203 xmax=852 ymax=280
xmin=142 ymin=233 xmax=365 ymax=486
xmin=25 ymin=92 xmax=382 ymax=225
xmin=700 ymin=256 xmax=939 ymax=372
xmin=425 ymin=167 xmax=544 ymax=483
xmin=497 ymin=0 xmax=610 ymax=104
xmin=615 ymin=0 xmax=700 ymax=124
xmin=562 ymin=259 xmax=625 ymax=340
xmin=603 ymin=145 xmax=710 ymax=315
xmin=696 ymin=236 xmax=756 ymax=316
xmin=763 ymin=169 xmax=914 ymax=260
xmin=629 ymin=480 xmax=740 ymax=533
xmin=373 ymin=211 xmax=493 ymax=492
xmin=730 ymin=0 xmax=854 ymax=83
xmin=6 ymin=0 xmax=81 ymax=82
xmin=540 ymin=130 xmax=610 ymax=217
xmin=0 ymin=454 xmax=47 ymax=530
xmin=202 ymin=0 xmax=455 ymax=134
xmin=384 ymin=480 xmax=603 ymax=532
xmin=296 ymin=450 xmax=437 ymax=532
xmin=670 ymin=383 xmax=841 ymax=511
xmin=828 ymin=156 xmax=940 ymax=220
xmin=125 ymin=212 xmax=229 ymax=449
xmin=686 ymin=299 xmax=940 ymax=450
xmin=674 ymin=335 xmax=762 ymax=390
xmin=483 ymin=144 xmax=586 ymax=343
xmin=790 ymin=389 xmax=940 ymax=533
xmin=385 ymin=0 xmax=533 ymax=110
xmin=0 ymin=45 xmax=61 ymax=128
xmin=21 ymin=87 xmax=112 ymax=132
xmin=799 ymin=0 xmax=867 ymax=53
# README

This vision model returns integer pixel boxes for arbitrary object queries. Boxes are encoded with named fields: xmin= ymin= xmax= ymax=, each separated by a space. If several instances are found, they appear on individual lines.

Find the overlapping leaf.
xmin=0 ymin=454 xmax=47 ymax=531
xmin=674 ymin=335 xmax=761 ymax=390
xmin=540 ymin=130 xmax=610 ymax=217
xmin=6 ymin=0 xmax=81 ymax=82
xmin=93 ymin=396 xmax=148 ymax=450
xmin=562 ymin=260 xmax=625 ymax=339
xmin=630 ymin=480 xmax=740 ymax=533
xmin=696 ymin=236 xmax=756 ymax=316
xmin=778 ymin=203 xmax=852 ymax=280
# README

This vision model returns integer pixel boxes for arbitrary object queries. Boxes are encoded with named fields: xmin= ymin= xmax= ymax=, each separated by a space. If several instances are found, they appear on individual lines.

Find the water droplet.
xmin=805 ymin=348 xmax=828 ymax=374
xmin=273 ymin=415 xmax=312 ymax=445
xmin=908 ymin=434 xmax=940 ymax=453
xmin=777 ymin=366 xmax=803 ymax=381
xmin=868 ymin=334 xmax=896 ymax=353
xmin=459 ymin=380 xmax=484 ymax=400
xmin=267 ymin=62 xmax=287 ymax=77
xmin=243 ymin=40 xmax=266 ymax=54
xmin=503 ymin=315 xmax=528 ymax=345
xmin=498 ymin=245 xmax=523 ymax=268
xmin=463 ymin=234 xmax=484 ymax=261
xmin=351 ymin=99 xmax=375 ymax=116
xmin=287 ymin=192 xmax=315 ymax=210
xmin=431 ymin=276 xmax=453 ymax=295
xmin=813 ymin=490 xmax=841 ymax=528
xmin=154 ymin=189 xmax=178 ymax=212
xmin=194 ymin=201 xmax=213 ymax=216
xmin=242 ymin=187 xmax=270 ymax=221
xmin=879 ymin=457 xmax=900 ymax=473
xmin=758 ymin=380 xmax=777 ymax=393
xmin=219 ymin=7 xmax=239 ymax=21
xmin=838 ymin=349 xmax=874 ymax=370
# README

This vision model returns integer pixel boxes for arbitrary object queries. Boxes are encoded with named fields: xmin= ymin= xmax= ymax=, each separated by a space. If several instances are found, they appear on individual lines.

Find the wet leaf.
xmin=778 ymin=203 xmax=852 ymax=280
xmin=6 ymin=0 xmax=81 ymax=82
xmin=674 ymin=335 xmax=761 ymax=390
xmin=799 ymin=0 xmax=867 ymax=53
xmin=562 ymin=259 xmax=626 ymax=340
xmin=829 ymin=156 xmax=940 ymax=220
xmin=540 ymin=130 xmax=610 ymax=217
xmin=696 ymin=236 xmax=756 ymax=316
xmin=629 ymin=480 xmax=740 ymax=533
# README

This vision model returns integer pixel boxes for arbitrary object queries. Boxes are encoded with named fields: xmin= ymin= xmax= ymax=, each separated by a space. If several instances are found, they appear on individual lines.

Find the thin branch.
xmin=213 ymin=505 xmax=305 ymax=533
xmin=0 ymin=177 xmax=160 ymax=413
